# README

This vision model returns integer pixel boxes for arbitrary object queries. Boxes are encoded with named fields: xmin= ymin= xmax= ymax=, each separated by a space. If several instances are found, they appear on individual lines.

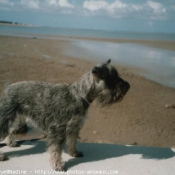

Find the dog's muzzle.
xmin=112 ymin=79 xmax=130 ymax=103
xmin=118 ymin=81 xmax=130 ymax=102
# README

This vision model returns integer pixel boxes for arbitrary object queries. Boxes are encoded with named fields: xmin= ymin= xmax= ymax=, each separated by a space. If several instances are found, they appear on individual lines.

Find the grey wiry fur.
xmin=0 ymin=59 xmax=130 ymax=170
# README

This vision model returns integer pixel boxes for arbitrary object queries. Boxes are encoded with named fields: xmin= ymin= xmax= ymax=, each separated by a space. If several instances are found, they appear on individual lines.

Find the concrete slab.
xmin=1 ymin=140 xmax=175 ymax=175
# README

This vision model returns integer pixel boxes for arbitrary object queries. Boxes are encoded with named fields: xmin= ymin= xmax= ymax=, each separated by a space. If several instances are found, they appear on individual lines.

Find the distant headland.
xmin=0 ymin=20 xmax=36 ymax=27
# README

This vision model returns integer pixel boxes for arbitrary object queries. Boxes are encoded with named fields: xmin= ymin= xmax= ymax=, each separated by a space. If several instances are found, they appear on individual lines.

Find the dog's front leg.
xmin=47 ymin=124 xmax=66 ymax=171
xmin=66 ymin=117 xmax=84 ymax=157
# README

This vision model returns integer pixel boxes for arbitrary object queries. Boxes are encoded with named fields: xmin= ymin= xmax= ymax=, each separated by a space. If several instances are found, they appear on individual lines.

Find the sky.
xmin=0 ymin=0 xmax=175 ymax=33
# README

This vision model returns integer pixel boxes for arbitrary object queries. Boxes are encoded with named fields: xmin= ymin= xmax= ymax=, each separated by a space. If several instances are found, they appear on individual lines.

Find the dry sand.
xmin=0 ymin=35 xmax=175 ymax=148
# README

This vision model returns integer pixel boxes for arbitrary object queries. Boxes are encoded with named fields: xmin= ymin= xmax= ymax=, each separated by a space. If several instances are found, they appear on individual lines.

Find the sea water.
xmin=63 ymin=40 xmax=175 ymax=88
xmin=0 ymin=25 xmax=175 ymax=88
xmin=0 ymin=24 xmax=175 ymax=41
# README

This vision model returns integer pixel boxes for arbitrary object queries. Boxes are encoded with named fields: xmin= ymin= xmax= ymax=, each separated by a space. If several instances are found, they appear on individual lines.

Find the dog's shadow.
xmin=1 ymin=140 xmax=175 ymax=169
xmin=0 ymin=139 xmax=46 ymax=158
xmin=67 ymin=142 xmax=175 ymax=169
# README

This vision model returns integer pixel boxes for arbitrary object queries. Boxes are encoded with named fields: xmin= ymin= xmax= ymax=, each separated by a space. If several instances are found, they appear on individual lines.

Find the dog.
xmin=0 ymin=59 xmax=130 ymax=171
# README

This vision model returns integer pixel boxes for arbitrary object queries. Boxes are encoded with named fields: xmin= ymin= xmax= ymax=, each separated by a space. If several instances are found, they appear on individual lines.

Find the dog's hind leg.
xmin=0 ymin=113 xmax=25 ymax=161
xmin=0 ymin=101 xmax=21 ymax=162
xmin=5 ymin=134 xmax=19 ymax=147
xmin=0 ymin=152 xmax=6 ymax=161
xmin=5 ymin=115 xmax=26 ymax=147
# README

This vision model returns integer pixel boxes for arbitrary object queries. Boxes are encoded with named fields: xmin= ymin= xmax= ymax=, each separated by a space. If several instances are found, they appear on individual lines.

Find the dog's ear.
xmin=92 ymin=65 xmax=109 ymax=79
xmin=92 ymin=59 xmax=111 ymax=78
xmin=92 ymin=66 xmax=101 ymax=77
xmin=105 ymin=59 xmax=111 ymax=66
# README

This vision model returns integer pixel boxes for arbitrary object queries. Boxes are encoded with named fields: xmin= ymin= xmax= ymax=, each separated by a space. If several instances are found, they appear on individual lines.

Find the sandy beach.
xmin=0 ymin=35 xmax=175 ymax=148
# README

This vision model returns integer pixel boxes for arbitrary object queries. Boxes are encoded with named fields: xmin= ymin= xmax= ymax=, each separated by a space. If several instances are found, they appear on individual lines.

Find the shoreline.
xmin=59 ymin=36 xmax=175 ymax=51
xmin=1 ymin=33 xmax=175 ymax=51
xmin=0 ymin=35 xmax=175 ymax=148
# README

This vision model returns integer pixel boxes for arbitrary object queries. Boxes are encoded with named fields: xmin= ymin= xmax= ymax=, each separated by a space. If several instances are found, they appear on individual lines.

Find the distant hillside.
xmin=0 ymin=21 xmax=35 ymax=27
xmin=0 ymin=20 xmax=22 ymax=25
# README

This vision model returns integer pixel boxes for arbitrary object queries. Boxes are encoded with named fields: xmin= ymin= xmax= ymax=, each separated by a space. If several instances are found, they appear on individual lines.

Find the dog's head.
xmin=91 ymin=59 xmax=130 ymax=106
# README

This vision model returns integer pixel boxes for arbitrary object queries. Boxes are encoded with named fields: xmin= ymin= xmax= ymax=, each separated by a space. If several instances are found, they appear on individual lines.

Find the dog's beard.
xmin=97 ymin=90 xmax=111 ymax=107
xmin=97 ymin=88 xmax=126 ymax=107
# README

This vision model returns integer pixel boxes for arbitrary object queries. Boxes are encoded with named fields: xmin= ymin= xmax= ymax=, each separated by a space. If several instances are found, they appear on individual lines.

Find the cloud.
xmin=83 ymin=0 xmax=167 ymax=20
xmin=83 ymin=0 xmax=129 ymax=18
xmin=58 ymin=0 xmax=74 ymax=8
xmin=83 ymin=0 xmax=108 ymax=11
xmin=2 ymin=0 xmax=75 ymax=14
xmin=147 ymin=1 xmax=166 ymax=13
xmin=47 ymin=0 xmax=58 ymax=6
xmin=46 ymin=0 xmax=74 ymax=8
xmin=0 ymin=0 xmax=173 ymax=21
xmin=146 ymin=0 xmax=166 ymax=19
xmin=83 ymin=0 xmax=127 ymax=13
xmin=20 ymin=0 xmax=40 ymax=10
xmin=0 ymin=0 xmax=13 ymax=6
xmin=145 ymin=1 xmax=166 ymax=20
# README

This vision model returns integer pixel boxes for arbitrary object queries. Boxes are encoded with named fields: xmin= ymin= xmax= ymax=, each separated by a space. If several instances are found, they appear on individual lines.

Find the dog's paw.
xmin=0 ymin=153 xmax=8 ymax=161
xmin=54 ymin=163 xmax=66 ymax=172
xmin=70 ymin=150 xmax=84 ymax=157
xmin=8 ymin=141 xmax=20 ymax=147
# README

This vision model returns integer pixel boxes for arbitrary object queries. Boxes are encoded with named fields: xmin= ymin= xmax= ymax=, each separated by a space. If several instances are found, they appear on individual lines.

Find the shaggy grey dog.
xmin=0 ymin=59 xmax=130 ymax=171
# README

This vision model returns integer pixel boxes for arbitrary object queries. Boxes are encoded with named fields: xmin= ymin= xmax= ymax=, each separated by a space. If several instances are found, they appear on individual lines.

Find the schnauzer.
xmin=0 ymin=59 xmax=130 ymax=171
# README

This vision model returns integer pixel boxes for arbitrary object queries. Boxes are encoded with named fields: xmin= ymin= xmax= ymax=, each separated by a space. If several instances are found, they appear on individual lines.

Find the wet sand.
xmin=0 ymin=35 xmax=175 ymax=148
xmin=59 ymin=36 xmax=175 ymax=51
